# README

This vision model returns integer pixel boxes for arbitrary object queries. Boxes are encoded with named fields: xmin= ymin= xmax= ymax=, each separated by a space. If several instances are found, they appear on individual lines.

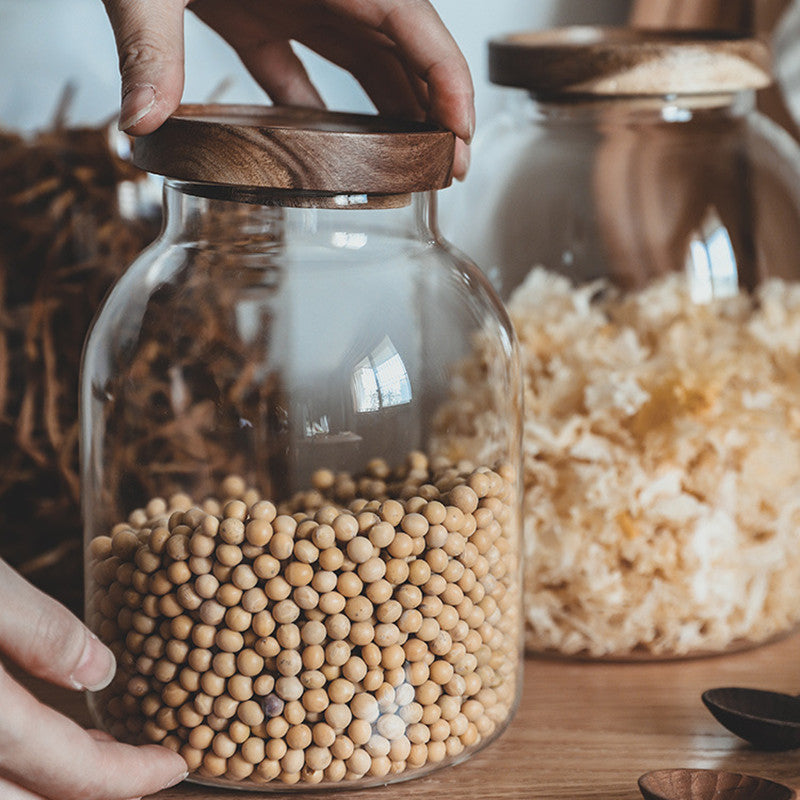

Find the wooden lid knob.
xmin=133 ymin=104 xmax=455 ymax=194
xmin=488 ymin=27 xmax=772 ymax=97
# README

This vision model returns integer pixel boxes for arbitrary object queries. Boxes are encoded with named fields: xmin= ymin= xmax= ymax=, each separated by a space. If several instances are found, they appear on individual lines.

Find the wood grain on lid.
xmin=133 ymin=104 xmax=455 ymax=194
xmin=488 ymin=27 xmax=772 ymax=97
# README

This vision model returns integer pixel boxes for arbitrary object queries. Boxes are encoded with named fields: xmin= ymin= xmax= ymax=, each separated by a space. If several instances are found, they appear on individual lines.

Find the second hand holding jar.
xmin=80 ymin=106 xmax=522 ymax=789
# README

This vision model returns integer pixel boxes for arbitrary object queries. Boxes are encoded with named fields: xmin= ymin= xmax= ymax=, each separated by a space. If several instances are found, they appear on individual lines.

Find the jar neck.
xmin=518 ymin=89 xmax=756 ymax=125
xmin=161 ymin=181 xmax=441 ymax=246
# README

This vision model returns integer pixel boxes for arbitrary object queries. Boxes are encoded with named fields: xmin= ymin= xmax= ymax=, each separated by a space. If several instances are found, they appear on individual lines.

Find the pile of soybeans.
xmin=87 ymin=453 xmax=521 ymax=787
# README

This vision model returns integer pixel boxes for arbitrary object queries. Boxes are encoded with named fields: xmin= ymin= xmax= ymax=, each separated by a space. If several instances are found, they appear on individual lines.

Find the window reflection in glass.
xmin=351 ymin=336 xmax=412 ymax=413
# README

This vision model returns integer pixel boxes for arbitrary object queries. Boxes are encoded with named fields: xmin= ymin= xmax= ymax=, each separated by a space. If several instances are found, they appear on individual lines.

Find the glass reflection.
xmin=685 ymin=206 xmax=738 ymax=303
xmin=351 ymin=336 xmax=412 ymax=413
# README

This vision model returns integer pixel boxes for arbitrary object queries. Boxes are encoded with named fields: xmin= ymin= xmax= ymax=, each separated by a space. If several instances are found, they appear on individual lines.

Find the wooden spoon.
xmin=638 ymin=768 xmax=797 ymax=800
xmin=702 ymin=687 xmax=800 ymax=751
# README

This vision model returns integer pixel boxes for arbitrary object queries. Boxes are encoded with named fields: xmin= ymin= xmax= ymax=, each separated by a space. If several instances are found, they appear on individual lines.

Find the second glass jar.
xmin=446 ymin=28 xmax=800 ymax=659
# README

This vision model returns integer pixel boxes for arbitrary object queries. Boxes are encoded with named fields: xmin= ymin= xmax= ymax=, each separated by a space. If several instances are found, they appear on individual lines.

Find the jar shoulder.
xmin=83 ymin=237 xmax=516 ymax=375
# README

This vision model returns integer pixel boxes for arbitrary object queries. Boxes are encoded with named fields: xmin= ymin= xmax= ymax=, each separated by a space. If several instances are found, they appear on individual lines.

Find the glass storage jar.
xmin=81 ymin=105 xmax=523 ymax=789
xmin=445 ymin=28 xmax=800 ymax=659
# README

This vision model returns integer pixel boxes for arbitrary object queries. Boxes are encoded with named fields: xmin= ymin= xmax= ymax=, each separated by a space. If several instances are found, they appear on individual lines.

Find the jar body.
xmin=445 ymin=91 xmax=800 ymax=659
xmin=82 ymin=185 xmax=523 ymax=788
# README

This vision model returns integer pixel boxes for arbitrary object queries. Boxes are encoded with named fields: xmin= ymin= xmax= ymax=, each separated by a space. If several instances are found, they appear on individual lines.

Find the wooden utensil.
xmin=702 ymin=687 xmax=800 ymax=751
xmin=638 ymin=768 xmax=797 ymax=800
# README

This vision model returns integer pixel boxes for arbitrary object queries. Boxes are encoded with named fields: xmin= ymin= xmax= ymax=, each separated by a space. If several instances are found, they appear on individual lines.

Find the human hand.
xmin=101 ymin=0 xmax=475 ymax=178
xmin=0 ymin=559 xmax=187 ymax=800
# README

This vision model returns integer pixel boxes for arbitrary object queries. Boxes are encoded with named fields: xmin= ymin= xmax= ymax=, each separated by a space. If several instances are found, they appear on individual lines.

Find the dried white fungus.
xmin=436 ymin=267 xmax=800 ymax=658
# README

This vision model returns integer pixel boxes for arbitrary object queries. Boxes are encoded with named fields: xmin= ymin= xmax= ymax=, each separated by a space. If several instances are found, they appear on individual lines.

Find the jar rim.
xmin=133 ymin=104 xmax=455 ymax=195
xmin=488 ymin=26 xmax=772 ymax=98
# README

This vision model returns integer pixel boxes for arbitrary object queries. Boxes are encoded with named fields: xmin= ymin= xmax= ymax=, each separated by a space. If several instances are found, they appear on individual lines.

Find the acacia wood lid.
xmin=133 ymin=104 xmax=455 ymax=195
xmin=488 ymin=27 xmax=772 ymax=98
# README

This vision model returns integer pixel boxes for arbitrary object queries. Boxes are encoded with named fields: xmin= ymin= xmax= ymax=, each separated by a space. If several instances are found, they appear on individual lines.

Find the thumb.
xmin=0 ymin=560 xmax=116 ymax=692
xmin=101 ymin=0 xmax=187 ymax=134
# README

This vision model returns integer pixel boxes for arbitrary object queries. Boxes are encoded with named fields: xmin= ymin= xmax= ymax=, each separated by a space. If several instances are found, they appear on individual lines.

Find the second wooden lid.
xmin=488 ymin=27 xmax=772 ymax=98
xmin=133 ymin=104 xmax=455 ymax=195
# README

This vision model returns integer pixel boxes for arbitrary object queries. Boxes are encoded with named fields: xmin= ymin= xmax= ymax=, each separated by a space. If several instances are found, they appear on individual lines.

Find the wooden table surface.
xmin=25 ymin=633 xmax=800 ymax=799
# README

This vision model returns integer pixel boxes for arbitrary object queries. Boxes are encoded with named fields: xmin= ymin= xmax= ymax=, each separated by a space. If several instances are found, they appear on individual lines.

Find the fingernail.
xmin=455 ymin=144 xmax=471 ymax=181
xmin=466 ymin=107 xmax=476 ymax=144
xmin=119 ymin=84 xmax=156 ymax=132
xmin=163 ymin=771 xmax=188 ymax=789
xmin=70 ymin=632 xmax=116 ymax=691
